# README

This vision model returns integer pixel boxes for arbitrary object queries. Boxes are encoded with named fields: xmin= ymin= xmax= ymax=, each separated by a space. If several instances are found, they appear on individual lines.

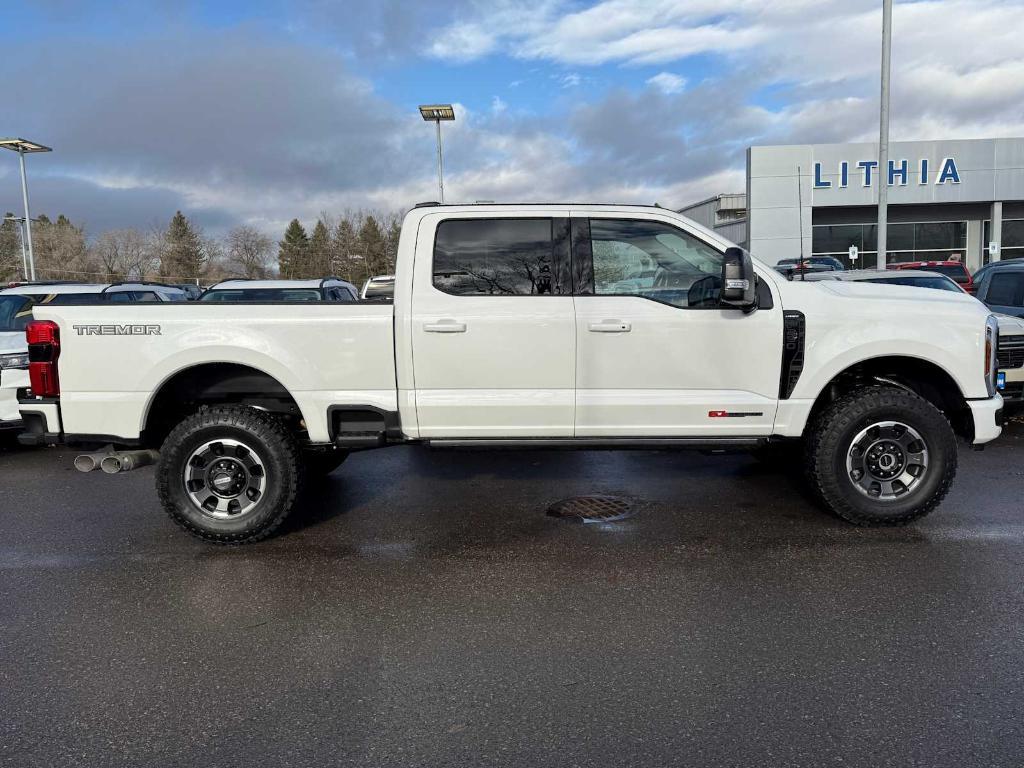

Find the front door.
xmin=411 ymin=213 xmax=576 ymax=437
xmin=572 ymin=215 xmax=783 ymax=437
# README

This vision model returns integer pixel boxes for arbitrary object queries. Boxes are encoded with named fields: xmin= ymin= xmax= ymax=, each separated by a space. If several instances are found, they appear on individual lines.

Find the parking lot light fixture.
xmin=1 ymin=138 xmax=53 ymax=282
xmin=418 ymin=105 xmax=455 ymax=203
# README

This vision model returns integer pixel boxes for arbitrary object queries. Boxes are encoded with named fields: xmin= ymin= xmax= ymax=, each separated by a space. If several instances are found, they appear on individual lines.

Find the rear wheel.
xmin=805 ymin=386 xmax=957 ymax=525
xmin=156 ymin=406 xmax=301 ymax=544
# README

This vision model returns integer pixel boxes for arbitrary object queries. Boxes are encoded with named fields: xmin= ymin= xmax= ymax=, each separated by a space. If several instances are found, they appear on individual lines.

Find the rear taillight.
xmin=985 ymin=316 xmax=998 ymax=397
xmin=26 ymin=319 xmax=60 ymax=397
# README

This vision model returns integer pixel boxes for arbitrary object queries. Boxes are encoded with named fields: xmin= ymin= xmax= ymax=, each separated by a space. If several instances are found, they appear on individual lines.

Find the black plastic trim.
xmin=779 ymin=310 xmax=806 ymax=399
xmin=326 ymin=405 xmax=404 ymax=449
xmin=426 ymin=437 xmax=765 ymax=450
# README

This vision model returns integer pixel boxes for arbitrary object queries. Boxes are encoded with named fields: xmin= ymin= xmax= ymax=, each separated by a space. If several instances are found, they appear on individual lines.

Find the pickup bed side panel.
xmin=32 ymin=303 xmax=397 ymax=444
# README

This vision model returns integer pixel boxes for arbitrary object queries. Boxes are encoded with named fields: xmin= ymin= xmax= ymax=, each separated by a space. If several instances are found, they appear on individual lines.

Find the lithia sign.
xmin=813 ymin=157 xmax=961 ymax=188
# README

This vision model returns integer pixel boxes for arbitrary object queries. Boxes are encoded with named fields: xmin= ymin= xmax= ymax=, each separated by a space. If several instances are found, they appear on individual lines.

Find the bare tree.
xmin=93 ymin=228 xmax=154 ymax=281
xmin=226 ymin=224 xmax=273 ymax=278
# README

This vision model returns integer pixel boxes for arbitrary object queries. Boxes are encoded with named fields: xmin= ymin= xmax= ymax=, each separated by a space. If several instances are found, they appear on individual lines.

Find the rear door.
xmin=572 ymin=214 xmax=783 ymax=437
xmin=410 ymin=212 xmax=576 ymax=437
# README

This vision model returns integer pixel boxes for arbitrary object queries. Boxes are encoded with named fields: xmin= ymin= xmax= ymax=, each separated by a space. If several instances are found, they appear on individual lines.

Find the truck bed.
xmin=33 ymin=302 xmax=396 ymax=443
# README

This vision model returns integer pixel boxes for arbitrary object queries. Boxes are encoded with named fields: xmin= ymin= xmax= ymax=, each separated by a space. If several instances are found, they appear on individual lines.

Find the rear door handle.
xmin=424 ymin=319 xmax=467 ymax=333
xmin=588 ymin=320 xmax=631 ymax=333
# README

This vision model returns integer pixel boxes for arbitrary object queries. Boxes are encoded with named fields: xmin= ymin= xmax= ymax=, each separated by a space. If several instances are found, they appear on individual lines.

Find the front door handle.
xmin=588 ymin=320 xmax=631 ymax=333
xmin=424 ymin=319 xmax=467 ymax=333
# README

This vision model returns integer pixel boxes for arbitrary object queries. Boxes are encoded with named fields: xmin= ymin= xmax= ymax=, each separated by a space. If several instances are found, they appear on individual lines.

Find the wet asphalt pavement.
xmin=2 ymin=422 xmax=1024 ymax=768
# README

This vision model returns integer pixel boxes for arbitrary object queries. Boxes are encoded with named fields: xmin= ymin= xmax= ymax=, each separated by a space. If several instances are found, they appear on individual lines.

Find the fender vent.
xmin=779 ymin=310 xmax=805 ymax=399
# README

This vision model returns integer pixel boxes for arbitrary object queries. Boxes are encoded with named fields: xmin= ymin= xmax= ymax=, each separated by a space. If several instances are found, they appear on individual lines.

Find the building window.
xmin=812 ymin=221 xmax=966 ymax=267
xmin=983 ymin=219 xmax=1024 ymax=264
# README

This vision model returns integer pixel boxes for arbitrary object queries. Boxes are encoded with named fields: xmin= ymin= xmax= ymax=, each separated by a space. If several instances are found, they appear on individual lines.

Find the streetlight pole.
xmin=876 ymin=0 xmax=893 ymax=270
xmin=17 ymin=148 xmax=37 ymax=281
xmin=435 ymin=118 xmax=445 ymax=203
xmin=4 ymin=215 xmax=30 ymax=280
xmin=418 ymin=105 xmax=455 ymax=203
xmin=1 ymin=138 xmax=52 ymax=282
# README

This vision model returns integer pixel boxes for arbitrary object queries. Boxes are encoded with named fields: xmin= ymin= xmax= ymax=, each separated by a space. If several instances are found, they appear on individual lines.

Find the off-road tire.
xmin=303 ymin=448 xmax=349 ymax=477
xmin=805 ymin=385 xmax=957 ymax=525
xmin=156 ymin=406 xmax=301 ymax=544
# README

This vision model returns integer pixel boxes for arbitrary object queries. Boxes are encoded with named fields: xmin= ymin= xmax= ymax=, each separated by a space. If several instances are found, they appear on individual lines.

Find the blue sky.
xmin=2 ymin=0 xmax=1024 ymax=237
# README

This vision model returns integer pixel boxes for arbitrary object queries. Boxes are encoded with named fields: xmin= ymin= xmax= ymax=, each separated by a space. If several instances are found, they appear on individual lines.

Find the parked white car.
xmin=18 ymin=204 xmax=1001 ymax=541
xmin=0 ymin=283 xmax=186 ymax=431
xmin=201 ymin=278 xmax=359 ymax=302
xmin=360 ymin=275 xmax=395 ymax=300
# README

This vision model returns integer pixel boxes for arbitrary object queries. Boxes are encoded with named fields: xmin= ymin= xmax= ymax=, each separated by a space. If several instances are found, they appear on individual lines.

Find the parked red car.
xmin=889 ymin=260 xmax=974 ymax=292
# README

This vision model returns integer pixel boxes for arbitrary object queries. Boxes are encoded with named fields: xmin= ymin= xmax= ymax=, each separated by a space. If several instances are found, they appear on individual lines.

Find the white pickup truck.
xmin=18 ymin=204 xmax=1002 ymax=542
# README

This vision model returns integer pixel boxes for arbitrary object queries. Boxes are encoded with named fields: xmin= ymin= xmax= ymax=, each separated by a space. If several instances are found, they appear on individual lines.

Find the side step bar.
xmin=426 ymin=437 xmax=766 ymax=450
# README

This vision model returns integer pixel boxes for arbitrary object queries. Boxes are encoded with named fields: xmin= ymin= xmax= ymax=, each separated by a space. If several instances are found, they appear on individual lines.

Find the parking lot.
xmin=3 ymin=420 xmax=1024 ymax=768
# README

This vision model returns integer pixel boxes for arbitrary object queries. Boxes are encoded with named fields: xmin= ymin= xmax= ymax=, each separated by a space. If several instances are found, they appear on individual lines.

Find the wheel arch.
xmin=142 ymin=362 xmax=309 ymax=447
xmin=805 ymin=354 xmax=972 ymax=438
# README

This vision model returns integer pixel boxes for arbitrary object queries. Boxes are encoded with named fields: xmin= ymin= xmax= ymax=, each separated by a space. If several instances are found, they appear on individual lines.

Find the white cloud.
xmin=491 ymin=95 xmax=508 ymax=113
xmin=646 ymin=72 xmax=686 ymax=94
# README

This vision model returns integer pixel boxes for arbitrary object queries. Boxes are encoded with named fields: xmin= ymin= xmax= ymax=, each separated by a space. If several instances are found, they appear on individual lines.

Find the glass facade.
xmin=983 ymin=219 xmax=1024 ymax=264
xmin=812 ymin=221 xmax=967 ymax=268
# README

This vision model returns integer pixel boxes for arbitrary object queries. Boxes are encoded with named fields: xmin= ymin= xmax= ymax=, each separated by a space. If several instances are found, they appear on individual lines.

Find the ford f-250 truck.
xmin=18 ymin=204 xmax=1003 ymax=543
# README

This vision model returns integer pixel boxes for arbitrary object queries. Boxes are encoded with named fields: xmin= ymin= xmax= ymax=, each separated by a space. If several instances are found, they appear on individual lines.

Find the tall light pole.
xmin=3 ymin=214 xmax=34 ymax=281
xmin=1 ymin=138 xmax=52 ymax=282
xmin=418 ymin=105 xmax=455 ymax=203
xmin=876 ymin=0 xmax=893 ymax=270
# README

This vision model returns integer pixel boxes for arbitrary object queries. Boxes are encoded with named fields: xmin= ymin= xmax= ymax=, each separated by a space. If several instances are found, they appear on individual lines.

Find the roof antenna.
xmin=797 ymin=164 xmax=806 ymax=281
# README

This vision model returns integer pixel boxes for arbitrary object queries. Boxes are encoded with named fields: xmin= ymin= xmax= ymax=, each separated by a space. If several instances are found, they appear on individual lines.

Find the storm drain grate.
xmin=547 ymin=495 xmax=635 ymax=524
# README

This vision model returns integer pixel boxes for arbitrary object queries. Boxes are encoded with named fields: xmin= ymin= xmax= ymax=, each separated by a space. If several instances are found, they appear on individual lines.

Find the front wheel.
xmin=805 ymin=386 xmax=957 ymax=525
xmin=156 ymin=406 xmax=302 ymax=543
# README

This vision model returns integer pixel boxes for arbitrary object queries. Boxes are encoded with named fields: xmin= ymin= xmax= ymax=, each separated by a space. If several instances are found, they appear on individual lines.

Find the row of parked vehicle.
xmin=773 ymin=257 xmax=1024 ymax=402
xmin=0 ymin=275 xmax=397 ymax=435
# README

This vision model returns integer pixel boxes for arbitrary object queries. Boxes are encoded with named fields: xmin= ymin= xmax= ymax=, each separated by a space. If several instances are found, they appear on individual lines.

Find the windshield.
xmin=200 ymin=288 xmax=323 ymax=302
xmin=865 ymin=276 xmax=963 ymax=293
xmin=923 ymin=264 xmax=967 ymax=281
xmin=0 ymin=295 xmax=36 ymax=332
xmin=363 ymin=282 xmax=395 ymax=298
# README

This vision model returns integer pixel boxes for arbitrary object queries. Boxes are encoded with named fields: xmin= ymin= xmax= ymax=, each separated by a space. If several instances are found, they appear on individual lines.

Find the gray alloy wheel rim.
xmin=183 ymin=438 xmax=267 ymax=519
xmin=845 ymin=420 xmax=929 ymax=501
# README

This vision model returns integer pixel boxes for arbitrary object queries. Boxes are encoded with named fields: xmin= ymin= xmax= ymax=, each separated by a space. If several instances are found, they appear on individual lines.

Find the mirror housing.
xmin=720 ymin=246 xmax=757 ymax=312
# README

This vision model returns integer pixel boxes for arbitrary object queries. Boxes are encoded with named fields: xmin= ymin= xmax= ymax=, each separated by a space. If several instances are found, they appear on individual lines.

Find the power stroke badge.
xmin=73 ymin=324 xmax=162 ymax=336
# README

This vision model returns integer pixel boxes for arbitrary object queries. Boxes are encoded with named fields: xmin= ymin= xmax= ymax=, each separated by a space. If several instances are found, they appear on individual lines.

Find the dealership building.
xmin=680 ymin=137 xmax=1024 ymax=271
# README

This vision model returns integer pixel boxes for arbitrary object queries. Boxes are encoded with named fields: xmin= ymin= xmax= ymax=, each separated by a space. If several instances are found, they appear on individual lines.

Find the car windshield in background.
xmin=0 ymin=295 xmax=37 ymax=332
xmin=925 ymin=265 xmax=968 ymax=280
xmin=200 ymin=289 xmax=323 ymax=302
xmin=363 ymin=283 xmax=394 ymax=299
xmin=865 ymin=276 xmax=963 ymax=292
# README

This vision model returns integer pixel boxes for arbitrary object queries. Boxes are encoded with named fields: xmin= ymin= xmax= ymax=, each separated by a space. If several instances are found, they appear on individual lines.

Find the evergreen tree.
xmin=159 ymin=211 xmax=206 ymax=280
xmin=384 ymin=218 xmax=402 ymax=274
xmin=333 ymin=218 xmax=358 ymax=283
xmin=278 ymin=219 xmax=309 ymax=279
xmin=359 ymin=215 xmax=386 ymax=278
xmin=308 ymin=219 xmax=331 ymax=278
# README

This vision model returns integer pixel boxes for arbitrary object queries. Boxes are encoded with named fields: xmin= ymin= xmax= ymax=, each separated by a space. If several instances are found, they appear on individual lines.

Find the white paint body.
xmin=23 ymin=205 xmax=1003 ymax=445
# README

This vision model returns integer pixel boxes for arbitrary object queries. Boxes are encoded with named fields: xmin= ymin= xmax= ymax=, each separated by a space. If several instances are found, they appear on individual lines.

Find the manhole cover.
xmin=547 ymin=495 xmax=635 ymax=524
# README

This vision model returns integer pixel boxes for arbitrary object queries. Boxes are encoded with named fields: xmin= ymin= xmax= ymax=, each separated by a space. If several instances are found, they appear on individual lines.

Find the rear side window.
xmin=986 ymin=273 xmax=1024 ymax=307
xmin=929 ymin=264 xmax=969 ymax=282
xmin=433 ymin=218 xmax=569 ymax=295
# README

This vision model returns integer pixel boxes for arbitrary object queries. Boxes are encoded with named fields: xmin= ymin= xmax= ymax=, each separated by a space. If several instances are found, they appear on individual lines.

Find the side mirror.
xmin=720 ymin=246 xmax=757 ymax=312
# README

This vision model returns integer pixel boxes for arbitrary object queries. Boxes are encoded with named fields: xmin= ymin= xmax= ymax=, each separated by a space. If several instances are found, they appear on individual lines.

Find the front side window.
xmin=589 ymin=219 xmax=724 ymax=308
xmin=433 ymin=218 xmax=566 ymax=295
